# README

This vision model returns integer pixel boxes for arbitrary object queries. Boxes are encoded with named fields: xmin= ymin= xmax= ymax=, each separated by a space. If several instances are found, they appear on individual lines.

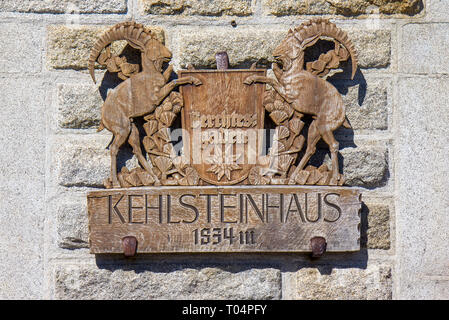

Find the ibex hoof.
xmin=243 ymin=75 xmax=255 ymax=85
xmin=191 ymin=77 xmax=202 ymax=86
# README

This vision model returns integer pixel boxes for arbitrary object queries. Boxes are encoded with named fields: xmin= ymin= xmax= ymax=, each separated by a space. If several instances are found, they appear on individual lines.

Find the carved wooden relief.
xmin=86 ymin=19 xmax=362 ymax=255
xmin=179 ymin=69 xmax=266 ymax=185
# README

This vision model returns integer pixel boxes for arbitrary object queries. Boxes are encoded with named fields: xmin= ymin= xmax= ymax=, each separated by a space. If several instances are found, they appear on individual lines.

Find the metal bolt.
xmin=122 ymin=236 xmax=137 ymax=257
xmin=216 ymin=52 xmax=229 ymax=70
xmin=310 ymin=236 xmax=327 ymax=258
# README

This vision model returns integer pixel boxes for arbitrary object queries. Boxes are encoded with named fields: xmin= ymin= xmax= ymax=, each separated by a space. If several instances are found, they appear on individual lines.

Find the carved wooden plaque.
xmin=88 ymin=186 xmax=361 ymax=253
xmin=85 ymin=19 xmax=363 ymax=255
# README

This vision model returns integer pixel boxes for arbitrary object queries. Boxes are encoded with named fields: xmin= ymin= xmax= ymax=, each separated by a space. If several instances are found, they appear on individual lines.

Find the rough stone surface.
xmin=57 ymin=200 xmax=89 ymax=249
xmin=57 ymin=83 xmax=102 ymax=129
xmin=139 ymin=0 xmax=252 ymax=16
xmin=397 ymin=77 xmax=449 ymax=299
xmin=174 ymin=27 xmax=390 ymax=69
xmin=0 ymin=23 xmax=43 ymax=74
xmin=0 ymin=0 xmax=127 ymax=13
xmin=429 ymin=0 xmax=449 ymax=21
xmin=55 ymin=264 xmax=281 ymax=299
xmin=348 ymin=29 xmax=391 ymax=69
xmin=0 ymin=78 xmax=46 ymax=299
xmin=316 ymin=145 xmax=388 ymax=188
xmin=333 ymin=77 xmax=390 ymax=131
xmin=401 ymin=23 xmax=449 ymax=74
xmin=53 ymin=135 xmax=110 ymax=187
xmin=341 ymin=146 xmax=388 ymax=188
xmin=360 ymin=202 xmax=390 ymax=249
xmin=263 ymin=0 xmax=423 ymax=16
xmin=47 ymin=25 xmax=165 ymax=70
xmin=296 ymin=264 xmax=392 ymax=299
xmin=174 ymin=27 xmax=285 ymax=69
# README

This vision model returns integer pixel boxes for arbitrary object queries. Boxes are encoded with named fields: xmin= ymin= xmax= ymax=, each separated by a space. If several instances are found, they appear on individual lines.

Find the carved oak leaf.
xmin=270 ymin=110 xmax=289 ymax=125
xmin=160 ymin=111 xmax=176 ymax=127
xmin=248 ymin=166 xmax=270 ymax=185
xmin=275 ymin=125 xmax=290 ymax=140
xmin=277 ymin=155 xmax=295 ymax=173
xmin=179 ymin=167 xmax=199 ymax=186
xmin=143 ymin=120 xmax=158 ymax=136
xmin=154 ymin=156 xmax=173 ymax=174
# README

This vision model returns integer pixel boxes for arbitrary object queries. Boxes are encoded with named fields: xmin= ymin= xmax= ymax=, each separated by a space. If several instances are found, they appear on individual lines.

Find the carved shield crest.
xmin=180 ymin=70 xmax=266 ymax=185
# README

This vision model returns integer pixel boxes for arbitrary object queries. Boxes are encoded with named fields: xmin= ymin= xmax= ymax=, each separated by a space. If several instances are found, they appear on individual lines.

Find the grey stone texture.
xmin=339 ymin=145 xmax=389 ymax=188
xmin=57 ymin=83 xmax=102 ymax=129
xmin=52 ymin=135 xmax=110 ymax=188
xmin=139 ymin=0 xmax=253 ymax=16
xmin=0 ymin=23 xmax=43 ymax=73
xmin=361 ymin=202 xmax=390 ymax=249
xmin=47 ymin=25 xmax=165 ymax=70
xmin=334 ymin=77 xmax=390 ymax=131
xmin=0 ymin=0 xmax=128 ymax=13
xmin=317 ymin=145 xmax=388 ymax=188
xmin=54 ymin=264 xmax=281 ymax=299
xmin=57 ymin=200 xmax=89 ymax=249
xmin=0 ymin=78 xmax=46 ymax=299
xmin=173 ymin=27 xmax=390 ymax=69
xmin=429 ymin=0 xmax=449 ymax=21
xmin=263 ymin=0 xmax=423 ymax=16
xmin=296 ymin=264 xmax=392 ymax=299
xmin=400 ymin=23 xmax=449 ymax=74
xmin=349 ymin=29 xmax=391 ymax=69
xmin=396 ymin=76 xmax=449 ymax=299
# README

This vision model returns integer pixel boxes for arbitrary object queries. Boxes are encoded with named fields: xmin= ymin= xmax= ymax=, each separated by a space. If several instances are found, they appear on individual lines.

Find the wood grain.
xmin=87 ymin=186 xmax=362 ymax=254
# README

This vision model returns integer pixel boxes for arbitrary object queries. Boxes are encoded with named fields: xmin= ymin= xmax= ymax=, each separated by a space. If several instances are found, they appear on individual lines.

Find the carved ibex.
xmin=88 ymin=22 xmax=201 ymax=188
xmin=244 ymin=19 xmax=358 ymax=185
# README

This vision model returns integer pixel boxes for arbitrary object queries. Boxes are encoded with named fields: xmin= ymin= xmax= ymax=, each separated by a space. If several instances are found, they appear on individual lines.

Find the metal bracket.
xmin=122 ymin=236 xmax=137 ymax=257
xmin=310 ymin=236 xmax=327 ymax=258
xmin=216 ymin=51 xmax=229 ymax=70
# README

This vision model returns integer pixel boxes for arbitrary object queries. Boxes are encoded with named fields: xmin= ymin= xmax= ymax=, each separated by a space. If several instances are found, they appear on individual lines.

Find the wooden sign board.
xmin=87 ymin=186 xmax=361 ymax=254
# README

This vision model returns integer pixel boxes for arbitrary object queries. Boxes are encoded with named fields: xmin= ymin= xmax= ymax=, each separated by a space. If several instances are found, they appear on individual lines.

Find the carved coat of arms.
xmin=88 ymin=18 xmax=358 ymax=189
xmin=86 ymin=19 xmax=362 ymax=256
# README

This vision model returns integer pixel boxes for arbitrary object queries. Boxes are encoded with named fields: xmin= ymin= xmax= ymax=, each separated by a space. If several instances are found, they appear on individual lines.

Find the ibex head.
xmin=88 ymin=22 xmax=171 ymax=83
xmin=273 ymin=19 xmax=358 ymax=79
xmin=273 ymin=29 xmax=315 ymax=72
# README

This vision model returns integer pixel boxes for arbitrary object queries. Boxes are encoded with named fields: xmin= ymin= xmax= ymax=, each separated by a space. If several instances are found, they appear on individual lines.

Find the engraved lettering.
xmin=244 ymin=194 xmax=265 ymax=223
xmin=284 ymin=194 xmax=305 ymax=223
xmin=323 ymin=193 xmax=342 ymax=222
xmin=305 ymin=193 xmax=322 ymax=223
xmin=220 ymin=194 xmax=237 ymax=223
xmin=265 ymin=193 xmax=284 ymax=223
xmin=199 ymin=194 xmax=218 ymax=223
xmin=128 ymin=194 xmax=144 ymax=224
xmin=166 ymin=194 xmax=180 ymax=223
xmin=109 ymin=195 xmax=125 ymax=224
xmin=145 ymin=194 xmax=163 ymax=224
xmin=179 ymin=194 xmax=199 ymax=223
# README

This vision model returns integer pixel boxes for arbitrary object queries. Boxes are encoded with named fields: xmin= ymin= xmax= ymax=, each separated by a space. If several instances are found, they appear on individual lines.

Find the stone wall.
xmin=0 ymin=0 xmax=447 ymax=300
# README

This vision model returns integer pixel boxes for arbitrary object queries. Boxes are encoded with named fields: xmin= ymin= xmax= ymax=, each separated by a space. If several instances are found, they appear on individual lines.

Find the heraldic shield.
xmin=180 ymin=69 xmax=266 ymax=185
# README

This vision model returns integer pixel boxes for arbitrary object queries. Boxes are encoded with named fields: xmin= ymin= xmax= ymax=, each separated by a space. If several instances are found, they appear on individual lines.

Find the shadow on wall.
xmin=94 ymin=248 xmax=369 ymax=275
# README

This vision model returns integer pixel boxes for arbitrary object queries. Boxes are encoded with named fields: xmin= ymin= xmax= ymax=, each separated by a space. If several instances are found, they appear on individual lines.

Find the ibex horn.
xmin=88 ymin=21 xmax=152 ymax=83
xmin=294 ymin=18 xmax=358 ymax=80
